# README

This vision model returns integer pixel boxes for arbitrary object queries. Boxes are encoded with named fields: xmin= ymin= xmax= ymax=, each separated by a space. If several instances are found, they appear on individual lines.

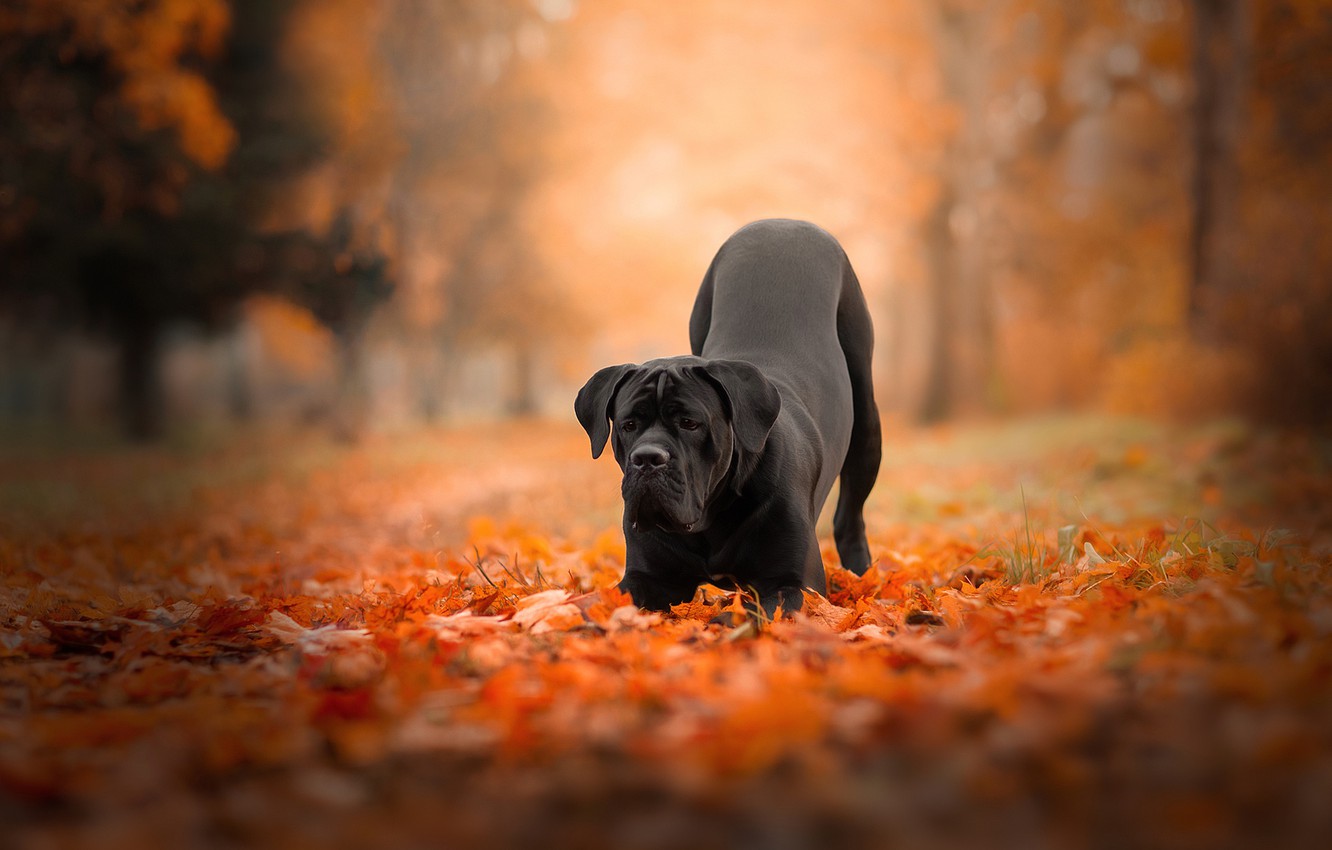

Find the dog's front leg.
xmin=618 ymin=534 xmax=702 ymax=612
xmin=711 ymin=509 xmax=821 ymax=621
xmin=617 ymin=569 xmax=698 ymax=612
xmin=752 ymin=575 xmax=808 ymax=618
xmin=708 ymin=574 xmax=805 ymax=626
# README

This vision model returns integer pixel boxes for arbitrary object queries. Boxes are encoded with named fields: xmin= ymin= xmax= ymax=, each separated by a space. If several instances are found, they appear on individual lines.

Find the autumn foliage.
xmin=3 ymin=418 xmax=1329 ymax=849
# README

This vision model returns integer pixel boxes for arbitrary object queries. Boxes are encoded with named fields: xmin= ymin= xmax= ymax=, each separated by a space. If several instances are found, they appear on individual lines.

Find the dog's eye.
xmin=620 ymin=420 xmax=637 ymax=433
xmin=679 ymin=418 xmax=701 ymax=432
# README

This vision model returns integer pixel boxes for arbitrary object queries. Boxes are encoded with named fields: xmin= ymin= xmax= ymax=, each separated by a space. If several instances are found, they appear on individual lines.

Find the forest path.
xmin=3 ymin=416 xmax=1330 ymax=850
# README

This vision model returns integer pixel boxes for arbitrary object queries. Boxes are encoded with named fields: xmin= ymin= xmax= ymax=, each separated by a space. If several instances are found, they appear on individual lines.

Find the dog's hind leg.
xmin=832 ymin=258 xmax=882 ymax=576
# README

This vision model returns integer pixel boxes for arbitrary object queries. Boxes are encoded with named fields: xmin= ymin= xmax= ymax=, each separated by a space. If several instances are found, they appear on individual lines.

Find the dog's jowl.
xmin=575 ymin=219 xmax=882 ymax=617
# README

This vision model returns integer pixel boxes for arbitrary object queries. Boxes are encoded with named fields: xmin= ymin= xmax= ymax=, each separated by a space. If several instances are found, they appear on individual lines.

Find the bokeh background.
xmin=1 ymin=0 xmax=1329 ymax=444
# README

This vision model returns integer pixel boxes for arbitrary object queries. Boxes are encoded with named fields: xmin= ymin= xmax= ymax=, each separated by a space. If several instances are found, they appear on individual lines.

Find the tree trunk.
xmin=506 ymin=341 xmax=539 ymax=417
xmin=918 ymin=3 xmax=996 ymax=422
xmin=226 ymin=326 xmax=254 ymax=422
xmin=919 ymin=191 xmax=956 ymax=424
xmin=1189 ymin=0 xmax=1248 ymax=328
xmin=117 ymin=318 xmax=165 ymax=442
xmin=330 ymin=328 xmax=367 ymax=443
xmin=417 ymin=332 xmax=453 ymax=425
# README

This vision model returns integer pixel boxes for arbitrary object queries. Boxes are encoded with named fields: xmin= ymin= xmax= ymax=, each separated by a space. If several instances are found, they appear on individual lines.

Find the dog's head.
xmin=574 ymin=356 xmax=781 ymax=534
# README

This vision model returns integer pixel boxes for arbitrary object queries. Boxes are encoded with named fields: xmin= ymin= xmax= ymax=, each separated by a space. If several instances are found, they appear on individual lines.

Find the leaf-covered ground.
xmin=2 ymin=417 xmax=1330 ymax=850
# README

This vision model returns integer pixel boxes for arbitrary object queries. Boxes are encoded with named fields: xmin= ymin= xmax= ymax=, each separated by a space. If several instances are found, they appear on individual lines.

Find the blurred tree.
xmin=260 ymin=209 xmax=392 ymax=440
xmin=0 ymin=0 xmax=380 ymax=439
xmin=925 ymin=0 xmax=1329 ymax=424
xmin=1202 ymin=0 xmax=1332 ymax=424
xmin=941 ymin=1 xmax=1197 ymax=413
xmin=918 ymin=0 xmax=997 ymax=423
xmin=1188 ymin=0 xmax=1247 ymax=322
xmin=280 ymin=0 xmax=579 ymax=423
xmin=0 ymin=0 xmax=237 ymax=437
xmin=377 ymin=0 xmax=576 ymax=421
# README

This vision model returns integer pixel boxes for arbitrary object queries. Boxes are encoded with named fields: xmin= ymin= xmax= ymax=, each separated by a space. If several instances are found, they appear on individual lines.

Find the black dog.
xmin=575 ymin=219 xmax=881 ymax=616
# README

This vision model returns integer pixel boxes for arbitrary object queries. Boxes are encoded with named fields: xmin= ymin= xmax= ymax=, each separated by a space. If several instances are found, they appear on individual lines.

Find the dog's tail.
xmin=688 ymin=252 xmax=720 ymax=357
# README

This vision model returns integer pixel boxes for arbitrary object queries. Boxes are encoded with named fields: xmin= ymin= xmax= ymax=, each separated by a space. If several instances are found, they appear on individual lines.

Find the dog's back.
xmin=691 ymin=219 xmax=850 ymax=386
xmin=691 ymin=219 xmax=865 ymax=502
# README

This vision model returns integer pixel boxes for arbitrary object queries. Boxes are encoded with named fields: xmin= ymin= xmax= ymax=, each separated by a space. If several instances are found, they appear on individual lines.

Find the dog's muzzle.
xmin=623 ymin=444 xmax=696 ymax=532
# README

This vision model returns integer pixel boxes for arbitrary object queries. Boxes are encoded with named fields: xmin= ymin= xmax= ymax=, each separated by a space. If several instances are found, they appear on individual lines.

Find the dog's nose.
xmin=630 ymin=444 xmax=671 ymax=469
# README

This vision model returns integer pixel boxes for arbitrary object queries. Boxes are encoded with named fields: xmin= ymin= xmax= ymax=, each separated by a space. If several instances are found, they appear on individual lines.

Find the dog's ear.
xmin=574 ymin=364 xmax=636 ymax=459
xmin=694 ymin=359 xmax=781 ymax=457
